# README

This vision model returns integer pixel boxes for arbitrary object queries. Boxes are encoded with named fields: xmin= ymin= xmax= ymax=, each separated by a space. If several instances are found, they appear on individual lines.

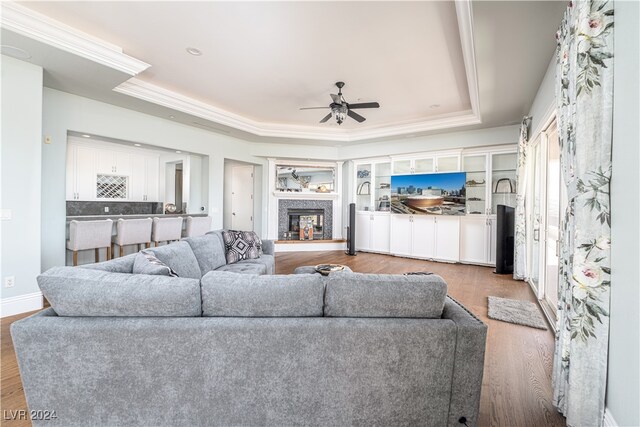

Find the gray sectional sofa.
xmin=11 ymin=231 xmax=487 ymax=427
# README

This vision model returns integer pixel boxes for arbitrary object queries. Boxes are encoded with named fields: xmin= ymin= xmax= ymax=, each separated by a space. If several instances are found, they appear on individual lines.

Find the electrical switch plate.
xmin=104 ymin=207 xmax=109 ymax=213
xmin=44 ymin=135 xmax=52 ymax=144
xmin=4 ymin=276 xmax=15 ymax=288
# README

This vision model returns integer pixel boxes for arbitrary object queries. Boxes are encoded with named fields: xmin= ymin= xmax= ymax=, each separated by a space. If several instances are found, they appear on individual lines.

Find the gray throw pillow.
xmin=133 ymin=251 xmax=179 ymax=277
xmin=221 ymin=230 xmax=262 ymax=265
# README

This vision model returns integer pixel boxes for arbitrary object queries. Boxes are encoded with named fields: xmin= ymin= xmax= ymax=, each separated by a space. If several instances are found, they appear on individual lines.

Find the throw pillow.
xmin=132 ymin=251 xmax=179 ymax=277
xmin=222 ymin=230 xmax=262 ymax=265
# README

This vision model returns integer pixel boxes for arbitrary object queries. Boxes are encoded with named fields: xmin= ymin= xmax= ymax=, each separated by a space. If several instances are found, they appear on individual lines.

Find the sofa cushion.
xmin=81 ymin=253 xmax=137 ymax=273
xmin=324 ymin=272 xmax=448 ymax=318
xmin=201 ymin=271 xmax=324 ymax=317
xmin=221 ymin=230 xmax=262 ymax=264
xmin=232 ymin=255 xmax=275 ymax=275
xmin=142 ymin=241 xmax=201 ymax=279
xmin=215 ymin=262 xmax=267 ymax=275
xmin=184 ymin=232 xmax=227 ymax=275
xmin=38 ymin=267 xmax=201 ymax=317
xmin=132 ymin=251 xmax=179 ymax=277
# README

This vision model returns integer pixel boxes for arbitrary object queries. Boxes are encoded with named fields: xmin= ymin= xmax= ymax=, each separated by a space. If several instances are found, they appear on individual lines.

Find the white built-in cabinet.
xmin=66 ymin=140 xmax=160 ymax=202
xmin=351 ymin=145 xmax=516 ymax=266
xmin=389 ymin=215 xmax=460 ymax=262
xmin=355 ymin=212 xmax=390 ymax=253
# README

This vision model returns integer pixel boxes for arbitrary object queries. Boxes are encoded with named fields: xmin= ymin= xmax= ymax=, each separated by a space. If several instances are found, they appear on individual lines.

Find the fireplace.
xmin=288 ymin=209 xmax=324 ymax=240
xmin=278 ymin=199 xmax=333 ymax=240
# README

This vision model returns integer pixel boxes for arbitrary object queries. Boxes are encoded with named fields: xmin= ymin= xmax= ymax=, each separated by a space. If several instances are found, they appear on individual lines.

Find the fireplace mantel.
xmin=272 ymin=191 xmax=339 ymax=200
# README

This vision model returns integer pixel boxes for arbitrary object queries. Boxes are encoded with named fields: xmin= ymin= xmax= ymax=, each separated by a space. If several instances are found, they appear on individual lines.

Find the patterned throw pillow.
xmin=132 ymin=251 xmax=179 ymax=277
xmin=222 ymin=230 xmax=263 ymax=265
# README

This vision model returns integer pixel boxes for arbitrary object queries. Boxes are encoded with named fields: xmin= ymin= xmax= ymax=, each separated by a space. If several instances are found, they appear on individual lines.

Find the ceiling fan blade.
xmin=330 ymin=93 xmax=342 ymax=104
xmin=347 ymin=102 xmax=380 ymax=109
xmin=347 ymin=109 xmax=366 ymax=123
xmin=300 ymin=107 xmax=329 ymax=110
xmin=319 ymin=113 xmax=332 ymax=123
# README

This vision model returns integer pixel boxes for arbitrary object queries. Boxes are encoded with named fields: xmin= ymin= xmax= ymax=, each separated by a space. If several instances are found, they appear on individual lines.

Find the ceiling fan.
xmin=300 ymin=82 xmax=380 ymax=125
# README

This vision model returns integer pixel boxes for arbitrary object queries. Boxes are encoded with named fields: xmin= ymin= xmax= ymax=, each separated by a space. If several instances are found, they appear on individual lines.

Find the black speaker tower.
xmin=346 ymin=203 xmax=357 ymax=256
xmin=495 ymin=204 xmax=515 ymax=274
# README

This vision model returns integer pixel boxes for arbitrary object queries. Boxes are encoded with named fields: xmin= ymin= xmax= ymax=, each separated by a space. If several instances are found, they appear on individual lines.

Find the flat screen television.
xmin=390 ymin=172 xmax=467 ymax=215
xmin=495 ymin=204 xmax=515 ymax=274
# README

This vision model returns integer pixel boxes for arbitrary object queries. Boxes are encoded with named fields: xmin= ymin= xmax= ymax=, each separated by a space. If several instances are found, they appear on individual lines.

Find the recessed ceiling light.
xmin=429 ymin=104 xmax=440 ymax=109
xmin=1 ymin=45 xmax=31 ymax=60
xmin=81 ymin=134 xmax=91 ymax=138
xmin=186 ymin=47 xmax=202 ymax=56
xmin=134 ymin=143 xmax=141 ymax=147
xmin=175 ymin=150 xmax=182 ymax=154
xmin=169 ymin=115 xmax=175 ymax=119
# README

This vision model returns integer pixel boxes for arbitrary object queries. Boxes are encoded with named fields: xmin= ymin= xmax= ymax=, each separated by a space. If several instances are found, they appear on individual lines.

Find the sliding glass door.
xmin=543 ymin=121 xmax=562 ymax=318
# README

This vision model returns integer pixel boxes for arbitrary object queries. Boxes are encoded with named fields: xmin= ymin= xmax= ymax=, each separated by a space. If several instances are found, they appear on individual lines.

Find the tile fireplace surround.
xmin=278 ymin=199 xmax=333 ymax=240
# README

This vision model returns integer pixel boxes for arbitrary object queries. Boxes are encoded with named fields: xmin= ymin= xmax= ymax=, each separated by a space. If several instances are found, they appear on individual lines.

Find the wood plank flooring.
xmin=1 ymin=251 xmax=566 ymax=427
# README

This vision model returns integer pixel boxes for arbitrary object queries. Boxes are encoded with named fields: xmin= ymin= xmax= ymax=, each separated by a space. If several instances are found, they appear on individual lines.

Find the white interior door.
xmin=230 ymin=165 xmax=254 ymax=231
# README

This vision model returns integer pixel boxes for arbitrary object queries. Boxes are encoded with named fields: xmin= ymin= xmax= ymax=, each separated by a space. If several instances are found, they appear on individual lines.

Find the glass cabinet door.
xmin=356 ymin=163 xmax=372 ymax=211
xmin=491 ymin=152 xmax=517 ymax=214
xmin=463 ymin=154 xmax=487 ymax=215
xmin=413 ymin=158 xmax=434 ymax=174
xmin=436 ymin=155 xmax=459 ymax=172
xmin=374 ymin=162 xmax=391 ymax=211
xmin=392 ymin=159 xmax=411 ymax=175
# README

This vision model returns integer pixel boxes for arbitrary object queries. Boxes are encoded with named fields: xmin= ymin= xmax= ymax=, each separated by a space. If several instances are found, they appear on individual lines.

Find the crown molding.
xmin=115 ymin=78 xmax=481 ymax=143
xmin=455 ymin=0 xmax=481 ymax=120
xmin=0 ymin=2 xmax=150 ymax=76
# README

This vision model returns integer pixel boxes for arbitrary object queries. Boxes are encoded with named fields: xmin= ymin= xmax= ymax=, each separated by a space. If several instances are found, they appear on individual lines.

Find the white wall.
xmin=1 ymin=56 xmax=43 ymax=313
xmin=607 ymin=1 xmax=640 ymax=425
xmin=528 ymin=56 xmax=556 ymax=135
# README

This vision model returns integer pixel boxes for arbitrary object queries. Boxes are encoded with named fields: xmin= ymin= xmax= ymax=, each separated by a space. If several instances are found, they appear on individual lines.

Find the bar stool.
xmin=112 ymin=218 xmax=152 ymax=257
xmin=67 ymin=219 xmax=113 ymax=266
xmin=184 ymin=216 xmax=212 ymax=238
xmin=152 ymin=217 xmax=183 ymax=246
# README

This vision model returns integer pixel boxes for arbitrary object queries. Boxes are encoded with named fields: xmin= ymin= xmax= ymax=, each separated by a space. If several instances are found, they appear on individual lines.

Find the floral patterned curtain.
xmin=514 ymin=117 xmax=531 ymax=281
xmin=552 ymin=1 xmax=614 ymax=426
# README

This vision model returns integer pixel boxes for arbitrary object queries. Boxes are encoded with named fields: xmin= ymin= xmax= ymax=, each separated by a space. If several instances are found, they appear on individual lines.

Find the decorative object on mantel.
xmin=315 ymin=185 xmax=330 ymax=193
xmin=165 ymin=203 xmax=177 ymax=213
xmin=314 ymin=264 xmax=346 ymax=275
xmin=357 ymin=181 xmax=371 ymax=195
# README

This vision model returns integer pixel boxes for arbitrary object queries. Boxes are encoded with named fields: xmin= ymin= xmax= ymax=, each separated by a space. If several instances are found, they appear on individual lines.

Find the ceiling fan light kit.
xmin=301 ymin=81 xmax=380 ymax=125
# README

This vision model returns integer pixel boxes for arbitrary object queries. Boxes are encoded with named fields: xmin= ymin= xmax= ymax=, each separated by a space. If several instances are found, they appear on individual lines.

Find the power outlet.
xmin=4 ymin=276 xmax=15 ymax=288
xmin=104 ymin=206 xmax=109 ymax=213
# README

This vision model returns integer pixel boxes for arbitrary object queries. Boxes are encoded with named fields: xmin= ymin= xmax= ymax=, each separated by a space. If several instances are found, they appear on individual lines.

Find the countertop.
xmin=66 ymin=213 xmax=208 ymax=222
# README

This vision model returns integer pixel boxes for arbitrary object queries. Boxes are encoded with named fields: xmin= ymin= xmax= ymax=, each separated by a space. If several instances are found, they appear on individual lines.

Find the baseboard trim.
xmin=1 ymin=292 xmax=43 ymax=318
xmin=603 ymin=407 xmax=618 ymax=427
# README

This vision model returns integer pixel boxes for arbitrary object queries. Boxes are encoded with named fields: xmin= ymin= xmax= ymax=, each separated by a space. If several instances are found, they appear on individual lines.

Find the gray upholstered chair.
xmin=184 ymin=216 xmax=212 ymax=238
xmin=152 ymin=217 xmax=183 ymax=246
xmin=67 ymin=219 xmax=113 ymax=266
xmin=112 ymin=218 xmax=152 ymax=257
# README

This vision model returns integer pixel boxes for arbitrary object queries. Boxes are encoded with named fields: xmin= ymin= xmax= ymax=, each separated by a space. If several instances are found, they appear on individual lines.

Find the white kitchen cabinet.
xmin=459 ymin=215 xmax=497 ymax=266
xmin=356 ymin=212 xmax=390 ymax=253
xmin=391 ymin=151 xmax=461 ymax=175
xmin=434 ymin=154 xmax=460 ymax=172
xmin=66 ymin=144 xmax=97 ymax=200
xmin=67 ymin=140 xmax=161 ymax=202
xmin=129 ymin=154 xmax=160 ymax=202
xmin=390 ymin=214 xmax=460 ymax=261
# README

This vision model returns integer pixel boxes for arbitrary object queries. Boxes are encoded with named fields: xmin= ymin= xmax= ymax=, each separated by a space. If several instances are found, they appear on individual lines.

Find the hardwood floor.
xmin=1 ymin=251 xmax=565 ymax=427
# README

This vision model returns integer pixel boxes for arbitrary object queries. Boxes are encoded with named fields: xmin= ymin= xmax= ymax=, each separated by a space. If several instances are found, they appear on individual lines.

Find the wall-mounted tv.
xmin=390 ymin=172 xmax=467 ymax=215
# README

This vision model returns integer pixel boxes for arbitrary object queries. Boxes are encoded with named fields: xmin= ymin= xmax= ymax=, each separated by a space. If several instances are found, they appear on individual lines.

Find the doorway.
xmin=527 ymin=117 xmax=564 ymax=323
xmin=224 ymin=162 xmax=255 ymax=231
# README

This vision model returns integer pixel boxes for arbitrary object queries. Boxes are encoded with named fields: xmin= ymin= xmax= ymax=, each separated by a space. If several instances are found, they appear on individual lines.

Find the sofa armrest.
xmin=262 ymin=239 xmax=275 ymax=255
xmin=441 ymin=296 xmax=487 ymax=427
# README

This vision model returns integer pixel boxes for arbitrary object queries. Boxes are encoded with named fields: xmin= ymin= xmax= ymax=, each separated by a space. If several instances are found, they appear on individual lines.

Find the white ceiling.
xmin=3 ymin=1 xmax=566 ymax=145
